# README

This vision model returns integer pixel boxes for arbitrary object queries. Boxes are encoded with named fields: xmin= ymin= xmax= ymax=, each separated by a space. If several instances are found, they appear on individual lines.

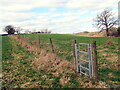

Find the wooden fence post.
xmin=73 ymin=40 xmax=77 ymax=73
xmin=50 ymin=38 xmax=55 ymax=53
xmin=92 ymin=41 xmax=98 ymax=82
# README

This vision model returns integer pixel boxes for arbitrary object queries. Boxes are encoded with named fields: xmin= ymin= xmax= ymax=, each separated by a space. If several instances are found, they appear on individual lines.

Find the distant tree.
xmin=48 ymin=30 xmax=51 ymax=33
xmin=15 ymin=27 xmax=22 ymax=34
xmin=32 ymin=29 xmax=36 ymax=33
xmin=83 ymin=31 xmax=89 ymax=33
xmin=25 ymin=29 xmax=31 ymax=34
xmin=44 ymin=29 xmax=48 ymax=33
xmin=44 ymin=29 xmax=52 ymax=33
xmin=4 ymin=25 xmax=15 ymax=34
xmin=94 ymin=9 xmax=117 ymax=36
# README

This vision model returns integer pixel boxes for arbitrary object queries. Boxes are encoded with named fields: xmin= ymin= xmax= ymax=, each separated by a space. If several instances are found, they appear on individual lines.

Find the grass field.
xmin=2 ymin=34 xmax=119 ymax=88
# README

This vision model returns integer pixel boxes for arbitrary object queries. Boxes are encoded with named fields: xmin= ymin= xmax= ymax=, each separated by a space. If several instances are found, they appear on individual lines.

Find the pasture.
xmin=1 ymin=34 xmax=119 ymax=88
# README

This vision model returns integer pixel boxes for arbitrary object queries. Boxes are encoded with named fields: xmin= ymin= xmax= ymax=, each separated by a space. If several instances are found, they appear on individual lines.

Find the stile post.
xmin=50 ymin=38 xmax=55 ymax=53
xmin=92 ymin=41 xmax=98 ymax=82
xmin=73 ymin=40 xmax=76 ymax=58
xmin=73 ymin=40 xmax=77 ymax=72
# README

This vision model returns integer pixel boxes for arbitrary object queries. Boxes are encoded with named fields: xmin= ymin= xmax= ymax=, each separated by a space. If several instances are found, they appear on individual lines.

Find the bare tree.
xmin=15 ymin=27 xmax=22 ymax=34
xmin=25 ymin=29 xmax=31 ymax=34
xmin=44 ymin=29 xmax=48 ymax=33
xmin=4 ymin=25 xmax=15 ymax=34
xmin=94 ymin=9 xmax=117 ymax=36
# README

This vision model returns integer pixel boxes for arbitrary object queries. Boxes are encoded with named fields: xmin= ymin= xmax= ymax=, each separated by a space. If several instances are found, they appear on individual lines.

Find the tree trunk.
xmin=106 ymin=29 xmax=109 ymax=36
xmin=117 ymin=27 xmax=120 ymax=36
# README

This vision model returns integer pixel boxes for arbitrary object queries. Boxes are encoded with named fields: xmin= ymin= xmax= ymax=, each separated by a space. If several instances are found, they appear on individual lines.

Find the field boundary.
xmin=6 ymin=34 xmax=118 ymax=88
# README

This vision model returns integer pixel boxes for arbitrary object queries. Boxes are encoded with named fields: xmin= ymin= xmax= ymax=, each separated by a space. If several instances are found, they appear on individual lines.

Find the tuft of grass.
xmin=106 ymin=40 xmax=114 ymax=46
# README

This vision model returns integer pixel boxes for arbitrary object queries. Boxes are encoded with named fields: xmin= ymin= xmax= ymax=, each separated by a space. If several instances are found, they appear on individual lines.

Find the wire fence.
xmin=16 ymin=34 xmax=98 ymax=81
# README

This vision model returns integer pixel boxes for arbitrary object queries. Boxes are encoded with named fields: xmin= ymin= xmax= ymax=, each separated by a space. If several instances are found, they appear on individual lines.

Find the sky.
xmin=0 ymin=0 xmax=119 ymax=34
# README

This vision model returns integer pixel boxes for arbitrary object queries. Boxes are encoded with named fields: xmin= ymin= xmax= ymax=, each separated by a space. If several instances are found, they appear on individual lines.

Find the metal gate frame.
xmin=75 ymin=43 xmax=94 ymax=78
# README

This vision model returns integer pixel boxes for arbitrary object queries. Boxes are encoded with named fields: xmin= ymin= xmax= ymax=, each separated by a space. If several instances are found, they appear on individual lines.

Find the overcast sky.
xmin=0 ymin=0 xmax=119 ymax=34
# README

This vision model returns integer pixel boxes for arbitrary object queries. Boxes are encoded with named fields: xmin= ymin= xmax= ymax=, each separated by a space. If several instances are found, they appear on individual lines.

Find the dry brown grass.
xmin=97 ymin=45 xmax=104 ymax=49
xmin=81 ymin=81 xmax=108 ymax=88
xmin=11 ymin=53 xmax=25 ymax=60
xmin=98 ymin=48 xmax=109 ymax=52
xmin=106 ymin=40 xmax=114 ymax=46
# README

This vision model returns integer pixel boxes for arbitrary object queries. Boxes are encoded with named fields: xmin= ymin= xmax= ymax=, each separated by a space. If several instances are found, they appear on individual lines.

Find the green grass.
xmin=2 ymin=36 xmax=43 ymax=88
xmin=2 ymin=36 xmax=14 ymax=61
xmin=2 ymin=36 xmax=80 ymax=88
xmin=73 ymin=34 xmax=89 ymax=37
xmin=2 ymin=34 xmax=119 ymax=88
xmin=23 ymin=33 xmax=118 ymax=60
xmin=21 ymin=33 xmax=119 ymax=88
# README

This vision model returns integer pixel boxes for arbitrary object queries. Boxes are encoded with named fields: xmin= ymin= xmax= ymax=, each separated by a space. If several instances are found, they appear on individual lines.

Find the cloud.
xmin=49 ymin=8 xmax=57 ymax=12
xmin=0 ymin=0 xmax=118 ymax=34
xmin=0 ymin=12 xmax=35 ymax=22
xmin=0 ymin=0 xmax=118 ymax=11
xmin=0 ymin=0 xmax=68 ymax=11
xmin=66 ymin=0 xmax=118 ymax=9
